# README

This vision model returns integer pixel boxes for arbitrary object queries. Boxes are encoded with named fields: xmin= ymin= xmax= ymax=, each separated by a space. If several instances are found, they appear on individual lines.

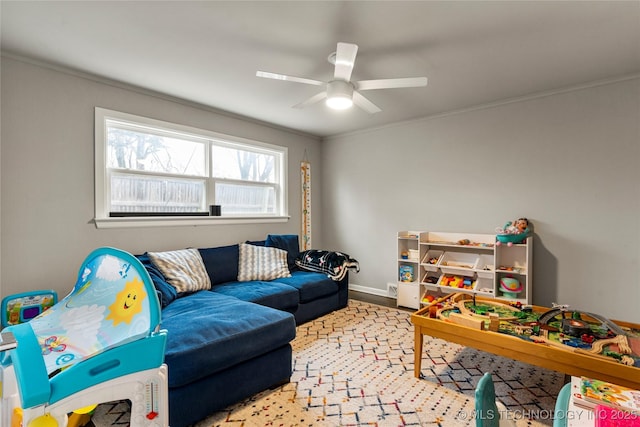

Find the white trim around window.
xmin=94 ymin=107 xmax=289 ymax=228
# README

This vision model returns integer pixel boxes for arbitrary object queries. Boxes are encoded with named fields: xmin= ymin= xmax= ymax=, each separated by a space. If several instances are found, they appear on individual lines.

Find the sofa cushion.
xmin=210 ymin=280 xmax=299 ymax=311
xmin=161 ymin=291 xmax=295 ymax=388
xmin=237 ymin=243 xmax=291 ymax=281
xmin=265 ymin=234 xmax=300 ymax=270
xmin=148 ymin=248 xmax=211 ymax=293
xmin=136 ymin=254 xmax=178 ymax=308
xmin=198 ymin=244 xmax=239 ymax=286
xmin=272 ymin=271 xmax=338 ymax=303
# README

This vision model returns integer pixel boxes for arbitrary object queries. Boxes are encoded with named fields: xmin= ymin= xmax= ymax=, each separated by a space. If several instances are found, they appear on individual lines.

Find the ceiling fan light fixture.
xmin=326 ymin=80 xmax=354 ymax=110
xmin=326 ymin=95 xmax=353 ymax=110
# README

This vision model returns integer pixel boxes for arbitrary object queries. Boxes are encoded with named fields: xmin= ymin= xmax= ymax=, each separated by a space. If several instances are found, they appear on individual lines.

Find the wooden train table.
xmin=411 ymin=293 xmax=640 ymax=389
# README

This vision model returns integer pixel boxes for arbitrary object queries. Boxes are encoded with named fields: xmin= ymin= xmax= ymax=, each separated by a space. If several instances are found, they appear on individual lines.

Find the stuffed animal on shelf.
xmin=496 ymin=217 xmax=530 ymax=246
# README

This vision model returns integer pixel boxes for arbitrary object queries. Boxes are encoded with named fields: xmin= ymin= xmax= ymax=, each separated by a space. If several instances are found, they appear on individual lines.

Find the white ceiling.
xmin=2 ymin=1 xmax=639 ymax=138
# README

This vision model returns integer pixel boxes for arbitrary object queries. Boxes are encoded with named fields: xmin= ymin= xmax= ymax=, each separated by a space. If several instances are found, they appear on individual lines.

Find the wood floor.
xmin=349 ymin=290 xmax=413 ymax=312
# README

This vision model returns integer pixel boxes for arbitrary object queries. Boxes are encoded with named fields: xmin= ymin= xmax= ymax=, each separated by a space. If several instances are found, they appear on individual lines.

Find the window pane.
xmin=107 ymin=124 xmax=206 ymax=176
xmin=96 ymin=108 xmax=288 ymax=222
xmin=111 ymin=173 xmax=205 ymax=212
xmin=215 ymin=182 xmax=275 ymax=214
xmin=212 ymin=145 xmax=275 ymax=183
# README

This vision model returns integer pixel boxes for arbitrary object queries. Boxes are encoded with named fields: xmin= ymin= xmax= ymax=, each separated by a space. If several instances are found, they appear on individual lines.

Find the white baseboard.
xmin=348 ymin=283 xmax=394 ymax=298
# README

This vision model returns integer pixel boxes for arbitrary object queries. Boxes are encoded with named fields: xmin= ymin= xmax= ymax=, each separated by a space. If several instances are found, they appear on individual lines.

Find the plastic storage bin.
xmin=421 ymin=250 xmax=444 ymax=272
xmin=474 ymin=254 xmax=495 ymax=279
xmin=437 ymin=252 xmax=478 ymax=275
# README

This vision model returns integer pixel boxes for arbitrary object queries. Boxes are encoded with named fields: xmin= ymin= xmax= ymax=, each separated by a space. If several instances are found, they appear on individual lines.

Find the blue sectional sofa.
xmin=136 ymin=235 xmax=352 ymax=427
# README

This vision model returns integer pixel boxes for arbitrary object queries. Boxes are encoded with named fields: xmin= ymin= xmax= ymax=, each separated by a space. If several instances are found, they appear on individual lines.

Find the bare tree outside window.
xmin=237 ymin=151 xmax=274 ymax=182
xmin=108 ymin=128 xmax=164 ymax=171
xmin=107 ymin=127 xmax=205 ymax=176
xmin=212 ymin=145 xmax=275 ymax=183
xmin=103 ymin=116 xmax=284 ymax=217
xmin=107 ymin=126 xmax=207 ymax=213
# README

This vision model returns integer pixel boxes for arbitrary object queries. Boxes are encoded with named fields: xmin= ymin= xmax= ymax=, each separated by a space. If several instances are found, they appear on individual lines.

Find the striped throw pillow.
xmin=148 ymin=248 xmax=211 ymax=293
xmin=237 ymin=243 xmax=291 ymax=281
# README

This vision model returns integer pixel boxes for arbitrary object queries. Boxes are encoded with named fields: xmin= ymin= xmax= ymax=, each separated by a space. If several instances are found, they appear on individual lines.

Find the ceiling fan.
xmin=256 ymin=42 xmax=428 ymax=114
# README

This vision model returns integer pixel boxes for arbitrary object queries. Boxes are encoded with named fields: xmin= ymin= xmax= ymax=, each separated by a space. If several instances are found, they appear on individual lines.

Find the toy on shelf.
xmin=399 ymin=265 xmax=414 ymax=282
xmin=497 ymin=265 xmax=523 ymax=273
xmin=495 ymin=217 xmax=531 ymax=246
xmin=0 ymin=247 xmax=169 ymax=427
xmin=499 ymin=277 xmax=523 ymax=298
xmin=439 ymin=274 xmax=475 ymax=290
xmin=424 ymin=275 xmax=439 ymax=284
xmin=423 ymin=294 xmax=436 ymax=304
xmin=421 ymin=290 xmax=452 ymax=307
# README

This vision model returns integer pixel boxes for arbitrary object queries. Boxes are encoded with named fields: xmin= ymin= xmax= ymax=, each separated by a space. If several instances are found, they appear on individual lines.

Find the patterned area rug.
xmin=91 ymin=300 xmax=565 ymax=426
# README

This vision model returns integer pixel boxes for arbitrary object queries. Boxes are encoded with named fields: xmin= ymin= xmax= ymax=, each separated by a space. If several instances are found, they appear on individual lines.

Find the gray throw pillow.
xmin=148 ymin=248 xmax=211 ymax=293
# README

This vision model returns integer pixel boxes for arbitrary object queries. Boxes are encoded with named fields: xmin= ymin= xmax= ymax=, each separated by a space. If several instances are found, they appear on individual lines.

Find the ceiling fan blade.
xmin=356 ymin=77 xmax=428 ymax=91
xmin=352 ymin=92 xmax=381 ymax=114
xmin=334 ymin=42 xmax=358 ymax=81
xmin=293 ymin=91 xmax=327 ymax=109
xmin=256 ymin=71 xmax=324 ymax=86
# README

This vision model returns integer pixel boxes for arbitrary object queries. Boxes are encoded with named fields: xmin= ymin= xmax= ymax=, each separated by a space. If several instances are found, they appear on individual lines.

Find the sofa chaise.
xmin=136 ymin=235 xmax=357 ymax=427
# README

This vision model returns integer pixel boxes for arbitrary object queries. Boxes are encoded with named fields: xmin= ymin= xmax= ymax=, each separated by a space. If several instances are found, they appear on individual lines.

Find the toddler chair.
xmin=552 ymin=382 xmax=571 ymax=427
xmin=0 ymin=247 xmax=168 ymax=427
xmin=475 ymin=372 xmax=516 ymax=427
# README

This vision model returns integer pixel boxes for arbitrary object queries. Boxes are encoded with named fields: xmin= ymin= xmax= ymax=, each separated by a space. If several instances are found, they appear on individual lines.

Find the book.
xmin=572 ymin=376 xmax=640 ymax=415
xmin=595 ymin=404 xmax=640 ymax=427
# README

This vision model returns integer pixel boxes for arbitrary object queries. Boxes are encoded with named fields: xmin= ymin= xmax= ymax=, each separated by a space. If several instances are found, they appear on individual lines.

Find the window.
xmin=95 ymin=108 xmax=288 ymax=227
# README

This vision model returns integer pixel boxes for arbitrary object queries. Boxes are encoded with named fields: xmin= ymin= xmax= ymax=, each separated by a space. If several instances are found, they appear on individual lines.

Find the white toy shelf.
xmin=396 ymin=231 xmax=532 ymax=309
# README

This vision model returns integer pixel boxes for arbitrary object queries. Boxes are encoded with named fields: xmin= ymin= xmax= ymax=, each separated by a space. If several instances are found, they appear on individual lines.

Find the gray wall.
xmin=322 ymin=77 xmax=640 ymax=322
xmin=0 ymin=56 xmax=322 ymax=299
xmin=2 ymin=55 xmax=638 ymax=322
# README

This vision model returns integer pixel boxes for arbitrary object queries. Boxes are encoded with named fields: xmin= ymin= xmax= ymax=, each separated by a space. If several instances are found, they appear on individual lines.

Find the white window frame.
xmin=94 ymin=107 xmax=289 ymax=228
